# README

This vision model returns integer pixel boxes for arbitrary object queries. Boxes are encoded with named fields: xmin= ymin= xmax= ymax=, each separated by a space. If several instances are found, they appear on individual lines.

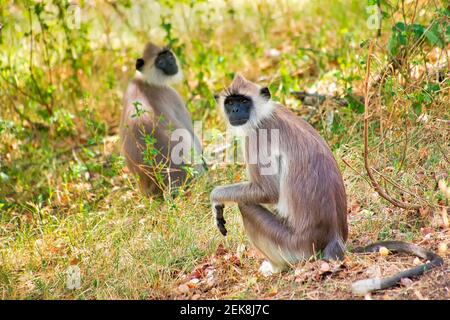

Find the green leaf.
xmin=398 ymin=32 xmax=407 ymax=46
xmin=410 ymin=23 xmax=425 ymax=39
xmin=412 ymin=102 xmax=422 ymax=115
xmin=345 ymin=93 xmax=364 ymax=114
xmin=425 ymin=24 xmax=444 ymax=48
xmin=393 ymin=22 xmax=406 ymax=32
xmin=388 ymin=33 xmax=399 ymax=55
xmin=0 ymin=172 xmax=10 ymax=182
xmin=34 ymin=3 xmax=44 ymax=15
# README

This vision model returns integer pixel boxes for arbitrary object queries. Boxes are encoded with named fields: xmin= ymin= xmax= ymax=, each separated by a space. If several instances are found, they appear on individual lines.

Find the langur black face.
xmin=154 ymin=49 xmax=178 ymax=75
xmin=222 ymin=87 xmax=271 ymax=126
xmin=224 ymin=94 xmax=252 ymax=126
xmin=135 ymin=49 xmax=179 ymax=76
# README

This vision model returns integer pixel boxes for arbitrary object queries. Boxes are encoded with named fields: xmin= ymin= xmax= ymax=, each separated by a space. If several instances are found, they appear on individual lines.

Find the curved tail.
xmin=351 ymin=241 xmax=444 ymax=296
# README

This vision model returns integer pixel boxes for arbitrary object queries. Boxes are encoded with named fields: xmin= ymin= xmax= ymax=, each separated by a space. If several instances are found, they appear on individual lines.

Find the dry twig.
xmin=363 ymin=40 xmax=422 ymax=210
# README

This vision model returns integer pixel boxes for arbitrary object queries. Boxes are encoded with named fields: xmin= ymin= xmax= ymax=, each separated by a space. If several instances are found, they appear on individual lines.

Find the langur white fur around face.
xmin=215 ymin=75 xmax=275 ymax=136
xmin=136 ymin=46 xmax=184 ymax=87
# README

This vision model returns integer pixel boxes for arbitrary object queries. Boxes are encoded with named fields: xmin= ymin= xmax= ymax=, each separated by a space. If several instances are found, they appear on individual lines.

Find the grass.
xmin=0 ymin=0 xmax=449 ymax=299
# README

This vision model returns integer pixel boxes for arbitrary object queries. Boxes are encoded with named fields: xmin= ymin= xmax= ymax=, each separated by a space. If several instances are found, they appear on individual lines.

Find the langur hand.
xmin=212 ymin=201 xmax=227 ymax=236
xmin=211 ymin=187 xmax=228 ymax=235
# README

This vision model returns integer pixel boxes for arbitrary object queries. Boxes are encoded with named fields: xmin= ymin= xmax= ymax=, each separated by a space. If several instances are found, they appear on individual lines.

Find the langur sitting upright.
xmin=210 ymin=74 xmax=442 ymax=295
xmin=120 ymin=42 xmax=204 ymax=196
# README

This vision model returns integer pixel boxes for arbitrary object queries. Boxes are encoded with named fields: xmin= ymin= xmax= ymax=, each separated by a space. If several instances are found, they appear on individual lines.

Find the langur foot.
xmin=258 ymin=260 xmax=282 ymax=277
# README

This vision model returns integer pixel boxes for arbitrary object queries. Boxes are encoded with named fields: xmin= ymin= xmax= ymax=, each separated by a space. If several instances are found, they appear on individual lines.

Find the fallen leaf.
xmin=366 ymin=265 xmax=382 ymax=278
xmin=414 ymin=290 xmax=426 ymax=300
xmin=379 ymin=247 xmax=390 ymax=257
xmin=236 ymin=244 xmax=246 ymax=258
xmin=215 ymin=244 xmax=228 ymax=256
xmin=438 ymin=242 xmax=447 ymax=256
xmin=267 ymin=288 xmax=278 ymax=297
xmin=246 ymin=277 xmax=257 ymax=287
xmin=364 ymin=293 xmax=372 ymax=300
xmin=420 ymin=227 xmax=433 ymax=236
xmin=348 ymin=203 xmax=361 ymax=215
xmin=320 ymin=262 xmax=330 ymax=273
xmin=441 ymin=206 xmax=449 ymax=228
xmin=419 ymin=148 xmax=428 ymax=160
xmin=178 ymin=284 xmax=190 ymax=294
xmin=190 ymin=263 xmax=212 ymax=280
xmin=187 ymin=278 xmax=199 ymax=289
xmin=438 ymin=179 xmax=447 ymax=194
xmin=400 ymin=278 xmax=413 ymax=287
xmin=419 ymin=207 xmax=430 ymax=218
xmin=226 ymin=254 xmax=241 ymax=267
xmin=413 ymin=257 xmax=422 ymax=266
xmin=370 ymin=192 xmax=379 ymax=202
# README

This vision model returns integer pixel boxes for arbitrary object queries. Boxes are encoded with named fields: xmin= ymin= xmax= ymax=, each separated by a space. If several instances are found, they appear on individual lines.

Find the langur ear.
xmin=135 ymin=58 xmax=145 ymax=71
xmin=260 ymin=87 xmax=271 ymax=100
xmin=232 ymin=73 xmax=247 ymax=86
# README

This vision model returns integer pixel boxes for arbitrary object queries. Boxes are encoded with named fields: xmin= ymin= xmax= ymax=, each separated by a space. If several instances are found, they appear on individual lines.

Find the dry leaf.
xmin=267 ymin=288 xmax=278 ymax=297
xmin=400 ymin=278 xmax=413 ymax=287
xmin=178 ymin=284 xmax=190 ymax=294
xmin=438 ymin=179 xmax=446 ymax=191
xmin=226 ymin=254 xmax=241 ymax=267
xmin=413 ymin=257 xmax=422 ymax=266
xmin=370 ymin=192 xmax=379 ymax=202
xmin=414 ymin=290 xmax=426 ymax=300
xmin=364 ymin=293 xmax=372 ymax=300
xmin=215 ymin=244 xmax=228 ymax=256
xmin=441 ymin=206 xmax=449 ymax=228
xmin=366 ymin=265 xmax=382 ymax=278
xmin=320 ymin=262 xmax=331 ymax=273
xmin=419 ymin=148 xmax=428 ymax=160
xmin=438 ymin=243 xmax=447 ymax=256
xmin=236 ymin=244 xmax=246 ymax=258
xmin=420 ymin=227 xmax=433 ymax=237
xmin=379 ymin=247 xmax=390 ymax=257
xmin=187 ymin=278 xmax=200 ymax=289
xmin=419 ymin=207 xmax=430 ymax=218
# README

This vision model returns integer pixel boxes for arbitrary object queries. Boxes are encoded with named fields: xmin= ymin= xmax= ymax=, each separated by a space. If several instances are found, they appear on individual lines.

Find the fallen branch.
xmin=363 ymin=40 xmax=421 ymax=210
xmin=291 ymin=91 xmax=364 ymax=107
